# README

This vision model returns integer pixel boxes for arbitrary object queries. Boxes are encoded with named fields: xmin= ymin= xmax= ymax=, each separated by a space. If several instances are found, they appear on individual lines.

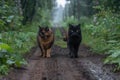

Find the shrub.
xmin=83 ymin=10 xmax=120 ymax=71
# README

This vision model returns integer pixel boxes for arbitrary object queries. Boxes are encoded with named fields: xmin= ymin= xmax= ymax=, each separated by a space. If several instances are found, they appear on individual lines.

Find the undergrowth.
xmin=82 ymin=10 xmax=120 ymax=71
xmin=0 ymin=25 xmax=37 ymax=75
xmin=54 ymin=28 xmax=67 ymax=48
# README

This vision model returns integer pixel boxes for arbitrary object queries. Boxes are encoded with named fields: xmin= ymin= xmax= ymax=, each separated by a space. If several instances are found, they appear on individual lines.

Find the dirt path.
xmin=25 ymin=46 xmax=88 ymax=80
xmin=1 ymin=28 xmax=119 ymax=80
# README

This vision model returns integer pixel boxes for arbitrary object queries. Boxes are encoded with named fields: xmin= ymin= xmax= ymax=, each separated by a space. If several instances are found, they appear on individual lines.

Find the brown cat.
xmin=37 ymin=26 xmax=54 ymax=58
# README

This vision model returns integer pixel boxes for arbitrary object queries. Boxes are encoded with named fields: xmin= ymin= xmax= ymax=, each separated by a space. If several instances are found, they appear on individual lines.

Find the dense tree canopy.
xmin=63 ymin=0 xmax=120 ymax=20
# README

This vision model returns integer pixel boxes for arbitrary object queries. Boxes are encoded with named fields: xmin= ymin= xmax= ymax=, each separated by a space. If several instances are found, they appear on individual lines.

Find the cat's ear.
xmin=69 ymin=24 xmax=73 ymax=28
xmin=77 ymin=24 xmax=81 ymax=29
xmin=77 ymin=24 xmax=81 ymax=27
xmin=38 ymin=26 xmax=42 ymax=30
xmin=45 ymin=26 xmax=49 ymax=31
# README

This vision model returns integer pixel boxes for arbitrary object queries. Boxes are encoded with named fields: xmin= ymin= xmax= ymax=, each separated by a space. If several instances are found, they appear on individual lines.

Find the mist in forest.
xmin=52 ymin=6 xmax=64 ymax=26
xmin=52 ymin=0 xmax=70 ymax=27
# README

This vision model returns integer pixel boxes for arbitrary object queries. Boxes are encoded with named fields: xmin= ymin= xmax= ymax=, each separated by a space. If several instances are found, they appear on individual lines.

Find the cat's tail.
xmin=63 ymin=32 xmax=68 ymax=42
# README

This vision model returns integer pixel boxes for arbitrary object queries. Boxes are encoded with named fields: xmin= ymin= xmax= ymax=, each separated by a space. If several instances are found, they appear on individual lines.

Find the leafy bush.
xmin=65 ymin=16 xmax=79 ymax=24
xmin=0 ymin=0 xmax=54 ymax=76
xmin=62 ymin=16 xmax=79 ymax=28
xmin=0 ymin=42 xmax=27 ymax=75
xmin=104 ymin=49 xmax=120 ymax=71
xmin=0 ymin=1 xmax=22 ymax=31
xmin=83 ymin=10 xmax=120 ymax=71
xmin=0 ymin=31 xmax=36 ymax=75
xmin=1 ymin=31 xmax=36 ymax=54
xmin=34 ymin=8 xmax=52 ymax=27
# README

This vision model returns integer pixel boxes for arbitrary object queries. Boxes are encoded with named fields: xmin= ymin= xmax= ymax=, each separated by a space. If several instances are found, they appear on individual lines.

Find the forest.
xmin=0 ymin=0 xmax=120 ymax=79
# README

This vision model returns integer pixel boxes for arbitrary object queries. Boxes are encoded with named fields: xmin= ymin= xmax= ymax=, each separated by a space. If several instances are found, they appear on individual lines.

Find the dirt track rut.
xmin=2 ymin=45 xmax=118 ymax=80
xmin=26 ymin=45 xmax=87 ymax=80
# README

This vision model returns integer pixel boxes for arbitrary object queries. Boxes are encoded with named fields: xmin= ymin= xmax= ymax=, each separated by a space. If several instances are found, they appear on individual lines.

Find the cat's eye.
xmin=76 ymin=30 xmax=79 ymax=32
xmin=71 ymin=30 xmax=73 ymax=32
xmin=46 ymin=28 xmax=49 ymax=31
xmin=47 ymin=35 xmax=50 ymax=37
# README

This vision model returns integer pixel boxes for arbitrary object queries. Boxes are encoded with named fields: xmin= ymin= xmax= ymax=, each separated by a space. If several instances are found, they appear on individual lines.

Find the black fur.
xmin=67 ymin=24 xmax=82 ymax=58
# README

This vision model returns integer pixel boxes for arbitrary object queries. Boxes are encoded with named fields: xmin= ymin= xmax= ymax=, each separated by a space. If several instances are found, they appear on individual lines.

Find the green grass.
xmin=82 ymin=25 xmax=108 ymax=53
xmin=54 ymin=28 xmax=67 ymax=48
xmin=55 ymin=40 xmax=67 ymax=48
xmin=55 ymin=28 xmax=62 ymax=39
xmin=1 ymin=31 xmax=36 ymax=54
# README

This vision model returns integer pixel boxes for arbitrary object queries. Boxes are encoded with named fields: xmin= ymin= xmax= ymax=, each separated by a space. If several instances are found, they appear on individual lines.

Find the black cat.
xmin=67 ymin=24 xmax=82 ymax=58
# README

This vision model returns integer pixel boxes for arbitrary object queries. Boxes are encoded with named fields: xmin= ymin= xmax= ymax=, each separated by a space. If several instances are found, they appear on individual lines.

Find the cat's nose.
xmin=41 ymin=32 xmax=44 ymax=35
xmin=71 ymin=33 xmax=79 ymax=37
xmin=45 ymin=36 xmax=47 ymax=39
xmin=72 ymin=32 xmax=77 ymax=35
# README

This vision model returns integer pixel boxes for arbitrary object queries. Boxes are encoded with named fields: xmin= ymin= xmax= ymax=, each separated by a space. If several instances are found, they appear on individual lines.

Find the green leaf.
xmin=0 ymin=65 xmax=9 ymax=75
xmin=6 ymin=15 xmax=14 ymax=23
xmin=6 ymin=60 xmax=15 ymax=65
xmin=0 ymin=43 xmax=12 ymax=52
xmin=109 ymin=50 xmax=120 ymax=58
xmin=0 ymin=34 xmax=2 ymax=40
xmin=107 ymin=40 xmax=118 ymax=43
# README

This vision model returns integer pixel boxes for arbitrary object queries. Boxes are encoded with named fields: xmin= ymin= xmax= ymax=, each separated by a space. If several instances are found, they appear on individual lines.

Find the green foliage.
xmin=0 ymin=37 xmax=28 ymax=75
xmin=104 ymin=49 xmax=120 ymax=71
xmin=21 ymin=0 xmax=36 ymax=24
xmin=1 ymin=31 xmax=36 ymax=54
xmin=99 ymin=0 xmax=120 ymax=13
xmin=0 ymin=0 xmax=55 ymax=76
xmin=83 ymin=10 xmax=120 ymax=71
xmin=63 ymin=0 xmax=95 ymax=20
xmin=55 ymin=40 xmax=67 ymax=48
xmin=54 ymin=29 xmax=67 ymax=48
xmin=55 ymin=28 xmax=62 ymax=39
xmin=0 ymin=51 xmax=27 ymax=74
xmin=0 ymin=29 xmax=36 ymax=75
xmin=80 ymin=16 xmax=91 ymax=24
xmin=62 ymin=16 xmax=79 ymax=28
xmin=32 ymin=0 xmax=55 ymax=27
xmin=0 ymin=65 xmax=9 ymax=75
xmin=0 ymin=31 xmax=36 ymax=75
xmin=35 ymin=9 xmax=52 ymax=27
xmin=65 ymin=16 xmax=79 ymax=25
xmin=0 ymin=1 xmax=22 ymax=31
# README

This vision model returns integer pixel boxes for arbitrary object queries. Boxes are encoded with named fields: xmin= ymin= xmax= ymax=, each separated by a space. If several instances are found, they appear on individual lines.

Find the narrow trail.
xmin=2 ymin=28 xmax=119 ymax=80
